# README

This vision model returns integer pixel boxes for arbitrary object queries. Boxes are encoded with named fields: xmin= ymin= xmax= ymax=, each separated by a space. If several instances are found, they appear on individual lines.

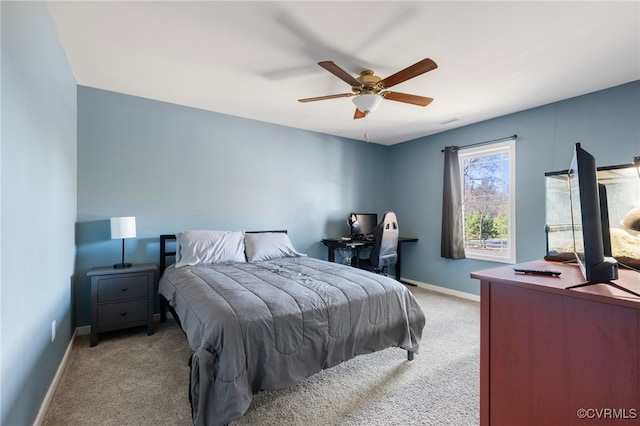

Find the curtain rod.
xmin=441 ymin=134 xmax=518 ymax=152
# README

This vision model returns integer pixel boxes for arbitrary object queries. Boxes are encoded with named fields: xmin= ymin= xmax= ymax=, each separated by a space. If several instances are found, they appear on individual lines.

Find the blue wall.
xmin=389 ymin=81 xmax=640 ymax=295
xmin=75 ymin=87 xmax=391 ymax=326
xmin=1 ymin=2 xmax=77 ymax=425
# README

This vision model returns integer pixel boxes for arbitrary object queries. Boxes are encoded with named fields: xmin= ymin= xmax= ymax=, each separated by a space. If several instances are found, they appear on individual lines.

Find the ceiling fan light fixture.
xmin=352 ymin=93 xmax=383 ymax=114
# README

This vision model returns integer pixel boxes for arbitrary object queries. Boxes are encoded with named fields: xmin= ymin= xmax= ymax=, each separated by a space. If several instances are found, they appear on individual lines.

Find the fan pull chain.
xmin=364 ymin=113 xmax=370 ymax=143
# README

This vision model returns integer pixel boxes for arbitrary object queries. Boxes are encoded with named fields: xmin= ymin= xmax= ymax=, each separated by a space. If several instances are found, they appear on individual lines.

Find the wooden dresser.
xmin=471 ymin=260 xmax=639 ymax=425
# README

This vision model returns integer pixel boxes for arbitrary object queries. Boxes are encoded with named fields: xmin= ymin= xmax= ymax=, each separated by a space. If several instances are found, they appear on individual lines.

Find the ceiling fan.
xmin=298 ymin=58 xmax=437 ymax=119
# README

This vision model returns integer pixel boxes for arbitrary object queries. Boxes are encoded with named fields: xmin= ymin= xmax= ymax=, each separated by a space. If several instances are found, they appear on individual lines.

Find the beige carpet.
xmin=43 ymin=286 xmax=480 ymax=425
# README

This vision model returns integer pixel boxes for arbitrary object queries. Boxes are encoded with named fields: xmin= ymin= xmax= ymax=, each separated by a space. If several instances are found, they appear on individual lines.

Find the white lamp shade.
xmin=352 ymin=94 xmax=383 ymax=114
xmin=110 ymin=216 xmax=137 ymax=239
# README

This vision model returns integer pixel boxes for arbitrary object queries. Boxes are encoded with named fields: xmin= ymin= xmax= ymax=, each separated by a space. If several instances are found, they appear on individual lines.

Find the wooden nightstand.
xmin=87 ymin=263 xmax=157 ymax=346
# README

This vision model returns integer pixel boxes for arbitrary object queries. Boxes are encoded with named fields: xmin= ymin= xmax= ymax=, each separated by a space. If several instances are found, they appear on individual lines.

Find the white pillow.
xmin=244 ymin=232 xmax=306 ymax=262
xmin=175 ymin=230 xmax=246 ymax=267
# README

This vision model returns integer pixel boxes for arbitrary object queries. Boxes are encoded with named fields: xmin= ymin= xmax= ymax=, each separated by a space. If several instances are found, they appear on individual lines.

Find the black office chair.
xmin=358 ymin=211 xmax=399 ymax=276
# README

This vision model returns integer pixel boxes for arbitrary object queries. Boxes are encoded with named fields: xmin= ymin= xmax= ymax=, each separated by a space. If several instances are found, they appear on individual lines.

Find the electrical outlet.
xmin=51 ymin=320 xmax=56 ymax=342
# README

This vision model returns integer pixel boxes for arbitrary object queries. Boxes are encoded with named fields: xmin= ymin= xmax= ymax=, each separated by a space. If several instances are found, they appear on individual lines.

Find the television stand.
xmin=471 ymin=260 xmax=640 ymax=426
xmin=566 ymin=280 xmax=640 ymax=298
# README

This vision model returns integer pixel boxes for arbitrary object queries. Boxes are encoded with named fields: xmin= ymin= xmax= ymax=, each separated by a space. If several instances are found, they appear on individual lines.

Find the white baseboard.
xmin=33 ymin=329 xmax=77 ymax=425
xmin=75 ymin=313 xmax=173 ymax=337
xmin=75 ymin=325 xmax=90 ymax=336
xmin=402 ymin=277 xmax=480 ymax=302
xmin=76 ymin=312 xmax=173 ymax=336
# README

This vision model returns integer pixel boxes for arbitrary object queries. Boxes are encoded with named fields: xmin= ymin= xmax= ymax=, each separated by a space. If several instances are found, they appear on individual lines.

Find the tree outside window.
xmin=459 ymin=140 xmax=516 ymax=263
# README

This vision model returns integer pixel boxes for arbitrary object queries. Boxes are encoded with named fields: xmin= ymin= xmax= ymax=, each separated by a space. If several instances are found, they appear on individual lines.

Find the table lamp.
xmin=110 ymin=216 xmax=136 ymax=268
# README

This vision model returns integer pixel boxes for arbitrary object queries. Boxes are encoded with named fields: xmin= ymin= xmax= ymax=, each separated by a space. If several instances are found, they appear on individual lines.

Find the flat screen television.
xmin=568 ymin=143 xmax=618 ymax=283
xmin=564 ymin=143 xmax=640 ymax=298
xmin=348 ymin=213 xmax=378 ymax=239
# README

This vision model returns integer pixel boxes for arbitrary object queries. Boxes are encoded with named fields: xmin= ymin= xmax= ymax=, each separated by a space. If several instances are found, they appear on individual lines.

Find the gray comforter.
xmin=159 ymin=256 xmax=426 ymax=426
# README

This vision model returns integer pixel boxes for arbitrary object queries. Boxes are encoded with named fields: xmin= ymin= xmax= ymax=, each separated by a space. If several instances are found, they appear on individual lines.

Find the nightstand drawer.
xmin=88 ymin=263 xmax=157 ymax=346
xmin=97 ymin=299 xmax=148 ymax=328
xmin=97 ymin=274 xmax=150 ymax=303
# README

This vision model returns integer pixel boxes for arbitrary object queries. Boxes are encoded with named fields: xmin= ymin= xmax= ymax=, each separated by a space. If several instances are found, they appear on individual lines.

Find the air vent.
xmin=439 ymin=117 xmax=459 ymax=125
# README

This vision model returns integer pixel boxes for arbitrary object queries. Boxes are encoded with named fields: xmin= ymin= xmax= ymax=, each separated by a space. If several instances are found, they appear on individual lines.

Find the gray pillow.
xmin=244 ymin=232 xmax=305 ymax=262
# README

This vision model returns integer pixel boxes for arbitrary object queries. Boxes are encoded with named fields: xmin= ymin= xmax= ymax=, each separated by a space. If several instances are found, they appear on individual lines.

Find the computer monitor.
xmin=348 ymin=213 xmax=378 ymax=238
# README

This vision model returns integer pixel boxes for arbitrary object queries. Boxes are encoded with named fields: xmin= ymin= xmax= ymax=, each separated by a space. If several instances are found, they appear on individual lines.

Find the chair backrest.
xmin=369 ymin=211 xmax=399 ymax=269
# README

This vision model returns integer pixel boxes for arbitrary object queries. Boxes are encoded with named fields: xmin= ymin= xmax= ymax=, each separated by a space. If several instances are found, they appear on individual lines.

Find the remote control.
xmin=513 ymin=268 xmax=561 ymax=277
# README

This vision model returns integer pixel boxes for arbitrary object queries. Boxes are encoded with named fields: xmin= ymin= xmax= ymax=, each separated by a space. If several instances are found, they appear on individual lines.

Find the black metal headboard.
xmin=159 ymin=234 xmax=177 ymax=274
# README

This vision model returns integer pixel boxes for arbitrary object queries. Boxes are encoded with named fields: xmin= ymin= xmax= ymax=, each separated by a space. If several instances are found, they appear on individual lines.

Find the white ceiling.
xmin=46 ymin=1 xmax=640 ymax=146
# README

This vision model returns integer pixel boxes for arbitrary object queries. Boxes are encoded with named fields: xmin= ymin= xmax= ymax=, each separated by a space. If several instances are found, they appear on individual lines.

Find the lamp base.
xmin=113 ymin=262 xmax=133 ymax=269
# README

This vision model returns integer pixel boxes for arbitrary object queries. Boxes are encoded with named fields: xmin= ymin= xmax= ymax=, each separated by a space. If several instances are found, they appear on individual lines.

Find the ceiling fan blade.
xmin=298 ymin=93 xmax=353 ymax=103
xmin=382 ymin=91 xmax=433 ymax=107
xmin=354 ymin=108 xmax=366 ymax=119
xmin=318 ymin=61 xmax=362 ymax=87
xmin=378 ymin=58 xmax=437 ymax=89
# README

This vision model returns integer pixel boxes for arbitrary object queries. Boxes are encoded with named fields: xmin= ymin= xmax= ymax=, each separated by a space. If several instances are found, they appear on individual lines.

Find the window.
xmin=458 ymin=139 xmax=516 ymax=263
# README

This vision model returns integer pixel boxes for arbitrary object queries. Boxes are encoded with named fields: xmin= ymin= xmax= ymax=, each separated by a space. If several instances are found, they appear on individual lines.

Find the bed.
xmin=158 ymin=230 xmax=426 ymax=426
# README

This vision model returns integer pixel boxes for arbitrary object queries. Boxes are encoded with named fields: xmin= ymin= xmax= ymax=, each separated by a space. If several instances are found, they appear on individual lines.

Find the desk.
xmin=321 ymin=237 xmax=418 ymax=281
xmin=471 ymin=260 xmax=640 ymax=426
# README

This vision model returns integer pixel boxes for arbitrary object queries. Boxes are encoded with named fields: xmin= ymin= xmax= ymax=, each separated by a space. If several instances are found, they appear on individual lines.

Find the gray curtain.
xmin=441 ymin=146 xmax=466 ymax=259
